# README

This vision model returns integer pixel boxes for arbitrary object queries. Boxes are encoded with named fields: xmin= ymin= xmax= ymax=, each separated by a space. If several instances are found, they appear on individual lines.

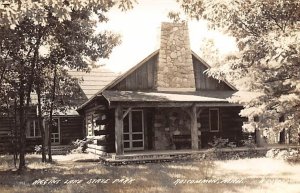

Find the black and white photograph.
xmin=0 ymin=0 xmax=300 ymax=192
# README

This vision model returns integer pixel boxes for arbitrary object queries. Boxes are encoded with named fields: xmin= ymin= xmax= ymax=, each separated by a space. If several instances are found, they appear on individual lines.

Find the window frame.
xmin=51 ymin=118 xmax=60 ymax=144
xmin=26 ymin=119 xmax=42 ymax=138
xmin=209 ymin=108 xmax=220 ymax=132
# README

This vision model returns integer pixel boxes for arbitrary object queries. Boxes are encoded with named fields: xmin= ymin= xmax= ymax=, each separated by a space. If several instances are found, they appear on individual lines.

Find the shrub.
xmin=34 ymin=145 xmax=42 ymax=154
xmin=71 ymin=138 xmax=93 ymax=153
xmin=266 ymin=148 xmax=300 ymax=163
xmin=208 ymin=137 xmax=229 ymax=149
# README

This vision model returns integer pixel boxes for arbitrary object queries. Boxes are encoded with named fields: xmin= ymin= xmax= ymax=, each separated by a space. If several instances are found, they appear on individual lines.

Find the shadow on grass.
xmin=0 ymin=156 xmax=274 ymax=193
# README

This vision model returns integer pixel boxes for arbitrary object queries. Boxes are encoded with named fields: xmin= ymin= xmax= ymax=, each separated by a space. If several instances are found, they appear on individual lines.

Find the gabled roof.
xmin=77 ymin=50 xmax=159 ymax=110
xmin=68 ymin=67 xmax=119 ymax=99
xmin=29 ymin=67 xmax=119 ymax=116
xmin=77 ymin=50 xmax=238 ymax=111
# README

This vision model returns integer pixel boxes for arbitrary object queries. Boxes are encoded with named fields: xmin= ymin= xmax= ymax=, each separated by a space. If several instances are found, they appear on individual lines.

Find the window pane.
xmin=132 ymin=111 xmax=143 ymax=132
xmin=124 ymin=142 xmax=130 ymax=148
xmin=30 ymin=121 xmax=34 ymax=136
xmin=52 ymin=119 xmax=59 ymax=133
xmin=132 ymin=134 xmax=143 ymax=140
xmin=132 ymin=141 xmax=143 ymax=148
xmin=35 ymin=120 xmax=41 ymax=136
xmin=123 ymin=134 xmax=129 ymax=140
xmin=210 ymin=109 xmax=219 ymax=131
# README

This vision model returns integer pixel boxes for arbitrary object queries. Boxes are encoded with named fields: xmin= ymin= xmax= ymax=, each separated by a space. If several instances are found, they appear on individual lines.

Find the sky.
xmin=96 ymin=0 xmax=237 ymax=72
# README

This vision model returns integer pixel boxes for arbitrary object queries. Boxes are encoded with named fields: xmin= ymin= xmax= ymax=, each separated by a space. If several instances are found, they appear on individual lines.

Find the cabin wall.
xmin=82 ymin=105 xmax=245 ymax=154
xmin=85 ymin=109 xmax=115 ymax=155
xmin=199 ymin=107 xmax=245 ymax=147
xmin=0 ymin=117 xmax=15 ymax=153
xmin=0 ymin=115 xmax=84 ymax=154
xmin=0 ymin=106 xmax=40 ymax=154
xmin=151 ymin=106 xmax=245 ymax=150
xmin=111 ymin=55 xmax=158 ymax=91
xmin=192 ymin=56 xmax=233 ymax=91
xmin=59 ymin=116 xmax=84 ymax=145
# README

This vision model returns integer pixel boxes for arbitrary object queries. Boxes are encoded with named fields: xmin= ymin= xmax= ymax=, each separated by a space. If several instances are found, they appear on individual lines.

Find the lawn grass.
xmin=0 ymin=153 xmax=299 ymax=193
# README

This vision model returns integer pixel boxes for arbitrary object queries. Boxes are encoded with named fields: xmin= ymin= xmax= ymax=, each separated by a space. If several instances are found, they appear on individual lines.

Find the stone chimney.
xmin=155 ymin=22 xmax=195 ymax=91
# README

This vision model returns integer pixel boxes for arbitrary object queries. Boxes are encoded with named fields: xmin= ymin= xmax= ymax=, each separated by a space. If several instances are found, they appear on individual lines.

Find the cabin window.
xmin=51 ymin=118 xmax=60 ymax=144
xmin=209 ymin=108 xmax=219 ymax=132
xmin=26 ymin=119 xmax=41 ymax=138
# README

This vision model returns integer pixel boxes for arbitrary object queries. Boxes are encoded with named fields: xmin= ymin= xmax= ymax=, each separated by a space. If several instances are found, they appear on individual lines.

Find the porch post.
xmin=115 ymin=104 xmax=124 ymax=155
xmin=191 ymin=104 xmax=198 ymax=149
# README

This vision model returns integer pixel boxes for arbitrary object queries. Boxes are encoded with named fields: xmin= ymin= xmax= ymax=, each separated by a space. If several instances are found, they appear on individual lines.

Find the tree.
xmin=199 ymin=38 xmax=221 ymax=67
xmin=176 ymin=0 xmax=300 ymax=143
xmin=0 ymin=0 xmax=135 ymax=170
xmin=0 ymin=0 xmax=136 ymax=28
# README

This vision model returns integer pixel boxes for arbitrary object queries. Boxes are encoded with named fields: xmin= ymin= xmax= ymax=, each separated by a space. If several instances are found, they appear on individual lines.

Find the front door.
xmin=51 ymin=118 xmax=60 ymax=144
xmin=123 ymin=110 xmax=144 ymax=151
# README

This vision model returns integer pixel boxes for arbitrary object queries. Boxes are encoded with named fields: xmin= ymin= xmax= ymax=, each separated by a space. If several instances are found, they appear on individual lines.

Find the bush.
xmin=266 ymin=148 xmax=300 ymax=163
xmin=241 ymin=138 xmax=256 ymax=149
xmin=71 ymin=138 xmax=93 ymax=153
xmin=208 ymin=137 xmax=229 ymax=149
xmin=34 ymin=145 xmax=42 ymax=154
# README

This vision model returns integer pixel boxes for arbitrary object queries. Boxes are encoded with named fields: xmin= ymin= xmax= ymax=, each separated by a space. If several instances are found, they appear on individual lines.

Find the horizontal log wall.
xmin=59 ymin=116 xmax=84 ymax=145
xmin=199 ymin=107 xmax=246 ymax=148
xmin=0 ymin=117 xmax=15 ymax=154
xmin=86 ymin=109 xmax=116 ymax=154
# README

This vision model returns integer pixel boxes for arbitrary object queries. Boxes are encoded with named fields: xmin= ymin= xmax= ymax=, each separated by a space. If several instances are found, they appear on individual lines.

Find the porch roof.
xmin=101 ymin=90 xmax=252 ymax=103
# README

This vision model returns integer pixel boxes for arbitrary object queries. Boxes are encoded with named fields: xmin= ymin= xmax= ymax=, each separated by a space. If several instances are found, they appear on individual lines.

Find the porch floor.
xmin=99 ymin=144 xmax=300 ymax=165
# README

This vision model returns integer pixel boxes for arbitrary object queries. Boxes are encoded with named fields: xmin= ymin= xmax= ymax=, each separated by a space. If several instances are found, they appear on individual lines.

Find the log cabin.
xmin=0 ymin=68 xmax=118 ymax=153
xmin=77 ymin=22 xmax=250 ymax=156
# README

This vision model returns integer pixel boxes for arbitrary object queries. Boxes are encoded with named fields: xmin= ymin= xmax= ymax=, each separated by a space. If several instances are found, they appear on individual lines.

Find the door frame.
xmin=123 ymin=109 xmax=145 ymax=151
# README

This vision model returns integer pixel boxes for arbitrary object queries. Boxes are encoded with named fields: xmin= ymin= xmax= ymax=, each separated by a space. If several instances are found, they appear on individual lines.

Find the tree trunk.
xmin=48 ymin=63 xmax=58 ymax=162
xmin=18 ymin=75 xmax=26 ymax=171
xmin=31 ymin=29 xmax=46 ymax=162
xmin=37 ymin=84 xmax=46 ymax=162
xmin=13 ymin=98 xmax=18 ymax=168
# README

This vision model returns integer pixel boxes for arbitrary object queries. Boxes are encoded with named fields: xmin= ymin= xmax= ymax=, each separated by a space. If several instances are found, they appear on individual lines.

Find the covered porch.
xmin=84 ymin=90 xmax=247 ymax=156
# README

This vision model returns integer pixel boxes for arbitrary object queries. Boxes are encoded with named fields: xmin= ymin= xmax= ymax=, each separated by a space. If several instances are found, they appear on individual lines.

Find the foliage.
xmin=266 ymin=148 xmax=300 ymax=163
xmin=0 ymin=0 xmax=136 ymax=168
xmin=34 ymin=145 xmax=42 ymax=154
xmin=241 ymin=138 xmax=256 ymax=149
xmin=177 ymin=0 xmax=300 ymax=142
xmin=0 ymin=0 xmax=136 ymax=28
xmin=208 ymin=136 xmax=229 ymax=149
xmin=72 ymin=138 xmax=93 ymax=153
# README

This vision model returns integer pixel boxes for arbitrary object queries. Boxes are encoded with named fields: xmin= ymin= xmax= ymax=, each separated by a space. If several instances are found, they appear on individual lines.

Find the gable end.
xmin=108 ymin=51 xmax=158 ymax=91
xmin=192 ymin=53 xmax=236 ymax=91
